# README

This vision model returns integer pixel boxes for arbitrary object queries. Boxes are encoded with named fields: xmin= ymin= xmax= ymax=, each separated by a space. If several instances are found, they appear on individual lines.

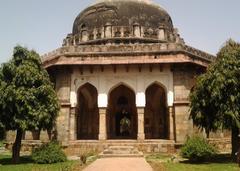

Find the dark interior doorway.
xmin=76 ymin=83 xmax=99 ymax=140
xmin=107 ymin=84 xmax=137 ymax=139
xmin=144 ymin=83 xmax=169 ymax=139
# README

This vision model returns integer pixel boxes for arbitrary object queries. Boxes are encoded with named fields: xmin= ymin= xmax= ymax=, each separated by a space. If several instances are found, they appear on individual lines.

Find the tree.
xmin=189 ymin=40 xmax=240 ymax=160
xmin=0 ymin=46 xmax=59 ymax=163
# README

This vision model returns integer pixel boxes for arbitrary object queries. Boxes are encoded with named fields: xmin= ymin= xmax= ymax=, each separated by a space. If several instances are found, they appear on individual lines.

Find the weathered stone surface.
xmin=6 ymin=0 xmax=231 ymax=155
xmin=57 ymin=106 xmax=70 ymax=143
xmin=55 ymin=68 xmax=71 ymax=103
xmin=42 ymin=44 xmax=214 ymax=68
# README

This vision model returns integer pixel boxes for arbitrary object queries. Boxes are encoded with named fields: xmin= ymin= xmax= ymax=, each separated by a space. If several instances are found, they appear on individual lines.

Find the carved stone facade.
xmin=6 ymin=0 xmax=231 ymax=154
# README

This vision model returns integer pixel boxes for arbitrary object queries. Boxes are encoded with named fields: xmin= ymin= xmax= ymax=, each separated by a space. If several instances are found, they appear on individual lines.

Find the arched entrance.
xmin=107 ymin=84 xmax=137 ymax=139
xmin=76 ymin=83 xmax=99 ymax=140
xmin=144 ymin=83 xmax=169 ymax=139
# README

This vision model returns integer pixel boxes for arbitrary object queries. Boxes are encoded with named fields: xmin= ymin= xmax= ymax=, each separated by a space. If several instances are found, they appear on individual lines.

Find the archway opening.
xmin=107 ymin=84 xmax=137 ymax=139
xmin=145 ymin=83 xmax=169 ymax=139
xmin=76 ymin=83 xmax=99 ymax=140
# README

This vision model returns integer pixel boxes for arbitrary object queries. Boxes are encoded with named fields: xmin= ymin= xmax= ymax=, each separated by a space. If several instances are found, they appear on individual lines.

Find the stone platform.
xmin=4 ymin=138 xmax=231 ymax=155
xmin=64 ymin=139 xmax=176 ymax=156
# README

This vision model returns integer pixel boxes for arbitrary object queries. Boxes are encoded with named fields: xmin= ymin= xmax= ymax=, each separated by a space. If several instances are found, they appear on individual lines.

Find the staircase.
xmin=99 ymin=145 xmax=144 ymax=158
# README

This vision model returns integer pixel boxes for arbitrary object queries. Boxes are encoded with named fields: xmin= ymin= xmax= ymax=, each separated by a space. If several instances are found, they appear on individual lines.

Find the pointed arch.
xmin=76 ymin=82 xmax=99 ymax=140
xmin=77 ymin=83 xmax=98 ymax=109
xmin=144 ymin=82 xmax=169 ymax=139
xmin=108 ymin=82 xmax=136 ymax=95
xmin=145 ymin=81 xmax=168 ymax=95
xmin=107 ymin=83 xmax=137 ymax=139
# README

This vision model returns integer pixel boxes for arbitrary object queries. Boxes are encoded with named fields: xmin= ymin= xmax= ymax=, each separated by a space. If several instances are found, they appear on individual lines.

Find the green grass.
xmin=163 ymin=162 xmax=238 ymax=171
xmin=0 ymin=154 xmax=88 ymax=171
xmin=146 ymin=153 xmax=239 ymax=171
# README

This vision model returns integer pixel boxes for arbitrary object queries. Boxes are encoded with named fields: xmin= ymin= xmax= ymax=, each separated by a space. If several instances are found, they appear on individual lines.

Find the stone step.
xmin=99 ymin=145 xmax=143 ymax=158
xmin=102 ymin=150 xmax=139 ymax=154
xmin=109 ymin=145 xmax=135 ymax=150
xmin=99 ymin=153 xmax=144 ymax=158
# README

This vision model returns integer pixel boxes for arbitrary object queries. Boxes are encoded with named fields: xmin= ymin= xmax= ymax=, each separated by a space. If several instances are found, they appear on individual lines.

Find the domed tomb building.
xmin=11 ymin=0 xmax=229 ymax=154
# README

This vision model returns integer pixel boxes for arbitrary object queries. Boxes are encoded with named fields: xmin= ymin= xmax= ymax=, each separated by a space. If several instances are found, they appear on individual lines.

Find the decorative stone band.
xmin=42 ymin=43 xmax=215 ymax=68
xmin=62 ymin=25 xmax=182 ymax=46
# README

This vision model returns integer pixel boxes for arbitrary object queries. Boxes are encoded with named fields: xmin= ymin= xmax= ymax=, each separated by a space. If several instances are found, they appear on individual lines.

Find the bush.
xmin=32 ymin=141 xmax=67 ymax=164
xmin=181 ymin=136 xmax=216 ymax=162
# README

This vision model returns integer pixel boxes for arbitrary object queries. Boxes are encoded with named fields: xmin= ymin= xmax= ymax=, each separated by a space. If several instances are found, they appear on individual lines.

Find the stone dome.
xmin=63 ymin=0 xmax=180 ymax=46
xmin=73 ymin=0 xmax=173 ymax=35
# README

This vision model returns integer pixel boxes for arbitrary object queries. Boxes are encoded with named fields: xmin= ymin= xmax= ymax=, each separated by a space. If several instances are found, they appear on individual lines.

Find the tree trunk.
xmin=12 ymin=129 xmax=23 ymax=164
xmin=231 ymin=126 xmax=239 ymax=162
xmin=206 ymin=128 xmax=210 ymax=138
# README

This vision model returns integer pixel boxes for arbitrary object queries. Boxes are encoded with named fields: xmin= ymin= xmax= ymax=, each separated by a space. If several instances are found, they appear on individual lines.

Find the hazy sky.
xmin=0 ymin=0 xmax=239 ymax=64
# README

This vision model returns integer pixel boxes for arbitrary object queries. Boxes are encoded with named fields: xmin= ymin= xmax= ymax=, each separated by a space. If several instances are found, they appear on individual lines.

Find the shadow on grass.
xmin=0 ymin=155 xmax=33 ymax=165
xmin=180 ymin=154 xmax=235 ymax=164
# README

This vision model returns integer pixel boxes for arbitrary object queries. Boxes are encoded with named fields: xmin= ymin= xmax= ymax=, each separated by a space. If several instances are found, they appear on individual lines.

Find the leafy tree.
xmin=0 ymin=46 xmax=59 ymax=163
xmin=189 ymin=40 xmax=240 ymax=160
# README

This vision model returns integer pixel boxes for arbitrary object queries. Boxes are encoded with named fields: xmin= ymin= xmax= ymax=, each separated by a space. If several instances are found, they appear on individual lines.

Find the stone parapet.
xmin=42 ymin=43 xmax=214 ymax=69
xmin=42 ymin=43 xmax=214 ymax=61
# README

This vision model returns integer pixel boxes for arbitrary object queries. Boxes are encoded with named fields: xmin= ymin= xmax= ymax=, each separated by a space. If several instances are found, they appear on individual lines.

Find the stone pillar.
xmin=104 ymin=22 xmax=112 ymax=38
xmin=66 ymin=38 xmax=70 ymax=46
xmin=73 ymin=36 xmax=76 ymax=46
xmin=137 ymin=107 xmax=145 ymax=140
xmin=81 ymin=30 xmax=88 ymax=42
xmin=133 ymin=23 xmax=141 ymax=37
xmin=158 ymin=27 xmax=165 ymax=41
xmin=56 ymin=105 xmax=70 ymax=144
xmin=169 ymin=106 xmax=175 ymax=140
xmin=98 ymin=108 xmax=107 ymax=140
xmin=69 ymin=107 xmax=76 ymax=141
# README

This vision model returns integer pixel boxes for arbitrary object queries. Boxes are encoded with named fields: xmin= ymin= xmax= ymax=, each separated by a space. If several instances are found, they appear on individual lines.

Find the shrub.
xmin=181 ymin=136 xmax=216 ymax=162
xmin=32 ymin=141 xmax=67 ymax=164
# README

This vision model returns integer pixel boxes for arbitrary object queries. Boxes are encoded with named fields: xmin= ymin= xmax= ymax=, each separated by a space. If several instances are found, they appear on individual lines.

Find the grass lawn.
xmin=163 ymin=162 xmax=239 ymax=171
xmin=0 ymin=154 xmax=95 ymax=171
xmin=146 ymin=154 xmax=239 ymax=171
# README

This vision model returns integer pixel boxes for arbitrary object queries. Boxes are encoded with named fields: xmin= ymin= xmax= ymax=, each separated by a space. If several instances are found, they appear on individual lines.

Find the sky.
xmin=0 ymin=0 xmax=239 ymax=64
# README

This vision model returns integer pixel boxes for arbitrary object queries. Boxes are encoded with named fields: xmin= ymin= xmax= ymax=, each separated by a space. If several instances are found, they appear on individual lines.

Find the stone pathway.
xmin=84 ymin=157 xmax=153 ymax=171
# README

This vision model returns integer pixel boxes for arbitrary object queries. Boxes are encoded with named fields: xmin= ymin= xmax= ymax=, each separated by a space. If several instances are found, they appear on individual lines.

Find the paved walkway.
xmin=84 ymin=157 xmax=153 ymax=171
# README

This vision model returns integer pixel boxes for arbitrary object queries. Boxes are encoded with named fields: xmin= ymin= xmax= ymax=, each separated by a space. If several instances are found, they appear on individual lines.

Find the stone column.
xmin=158 ymin=25 xmax=165 ymax=41
xmin=56 ymin=105 xmax=71 ymax=145
xmin=104 ymin=23 xmax=112 ymax=38
xmin=169 ymin=106 xmax=174 ymax=140
xmin=133 ymin=23 xmax=141 ymax=37
xmin=137 ymin=107 xmax=145 ymax=140
xmin=81 ymin=30 xmax=88 ymax=42
xmin=69 ymin=107 xmax=77 ymax=141
xmin=98 ymin=108 xmax=107 ymax=140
